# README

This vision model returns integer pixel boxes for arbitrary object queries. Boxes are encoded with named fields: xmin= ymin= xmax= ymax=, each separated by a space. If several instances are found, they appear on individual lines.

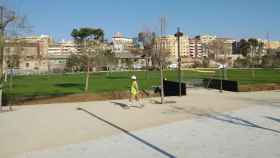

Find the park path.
xmin=0 ymin=89 xmax=279 ymax=158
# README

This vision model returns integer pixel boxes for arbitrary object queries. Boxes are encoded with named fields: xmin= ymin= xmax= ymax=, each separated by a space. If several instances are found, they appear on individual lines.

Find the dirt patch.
xmin=239 ymin=83 xmax=280 ymax=92
xmin=12 ymin=84 xmax=280 ymax=105
xmin=14 ymin=90 xmax=159 ymax=106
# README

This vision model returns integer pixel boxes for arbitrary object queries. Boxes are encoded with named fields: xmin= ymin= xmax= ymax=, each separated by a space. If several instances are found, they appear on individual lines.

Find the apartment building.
xmin=48 ymin=41 xmax=78 ymax=72
xmin=154 ymin=35 xmax=190 ymax=58
xmin=189 ymin=38 xmax=203 ymax=58
xmin=4 ymin=35 xmax=50 ymax=73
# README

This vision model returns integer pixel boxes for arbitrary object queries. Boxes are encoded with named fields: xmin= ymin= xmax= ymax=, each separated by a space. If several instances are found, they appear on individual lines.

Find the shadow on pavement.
xmin=149 ymin=99 xmax=176 ymax=104
xmin=111 ymin=101 xmax=129 ymax=109
xmin=76 ymin=107 xmax=176 ymax=158
xmin=202 ymin=113 xmax=280 ymax=134
xmin=111 ymin=102 xmax=144 ymax=109
xmin=169 ymin=106 xmax=280 ymax=134
xmin=265 ymin=116 xmax=280 ymax=123
xmin=239 ymin=98 xmax=280 ymax=108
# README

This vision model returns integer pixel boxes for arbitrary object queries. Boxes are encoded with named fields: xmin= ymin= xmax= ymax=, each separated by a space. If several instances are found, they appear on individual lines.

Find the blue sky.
xmin=4 ymin=0 xmax=280 ymax=41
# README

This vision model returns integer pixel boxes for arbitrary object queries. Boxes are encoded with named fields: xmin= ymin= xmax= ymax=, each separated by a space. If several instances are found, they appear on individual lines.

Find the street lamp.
xmin=174 ymin=27 xmax=183 ymax=96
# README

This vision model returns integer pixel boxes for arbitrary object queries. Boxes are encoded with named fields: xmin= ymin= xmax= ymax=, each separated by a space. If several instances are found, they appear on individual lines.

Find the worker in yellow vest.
xmin=129 ymin=75 xmax=143 ymax=107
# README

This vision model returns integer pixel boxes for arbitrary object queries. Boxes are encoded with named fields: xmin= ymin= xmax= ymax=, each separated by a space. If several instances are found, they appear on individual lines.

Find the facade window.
xmin=5 ymin=47 xmax=10 ymax=53
xmin=26 ymin=63 xmax=30 ymax=68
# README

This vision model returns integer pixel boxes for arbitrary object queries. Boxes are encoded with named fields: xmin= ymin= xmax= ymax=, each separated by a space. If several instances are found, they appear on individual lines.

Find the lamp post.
xmin=174 ymin=27 xmax=183 ymax=96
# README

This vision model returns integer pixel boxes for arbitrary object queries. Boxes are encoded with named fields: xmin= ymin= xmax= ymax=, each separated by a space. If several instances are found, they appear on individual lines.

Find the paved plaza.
xmin=0 ymin=89 xmax=279 ymax=158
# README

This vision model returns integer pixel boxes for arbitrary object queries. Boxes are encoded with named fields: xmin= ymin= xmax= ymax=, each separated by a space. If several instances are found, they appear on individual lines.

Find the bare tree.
xmin=0 ymin=5 xmax=16 ymax=79
xmin=152 ymin=48 xmax=171 ymax=68
xmin=208 ymin=40 xmax=226 ymax=61
xmin=208 ymin=39 xmax=230 ymax=79
xmin=138 ymin=31 xmax=156 ymax=71
xmin=248 ymin=38 xmax=264 ymax=79
xmin=0 ymin=4 xmax=29 ymax=111
xmin=94 ymin=49 xmax=117 ymax=76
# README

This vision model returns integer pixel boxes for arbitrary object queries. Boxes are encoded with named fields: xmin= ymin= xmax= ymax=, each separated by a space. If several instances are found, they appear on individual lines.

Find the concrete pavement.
xmin=0 ymin=89 xmax=279 ymax=158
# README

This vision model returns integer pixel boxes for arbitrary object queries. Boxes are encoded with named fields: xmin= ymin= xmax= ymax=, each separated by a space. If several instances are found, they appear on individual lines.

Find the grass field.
xmin=5 ymin=69 xmax=280 ymax=97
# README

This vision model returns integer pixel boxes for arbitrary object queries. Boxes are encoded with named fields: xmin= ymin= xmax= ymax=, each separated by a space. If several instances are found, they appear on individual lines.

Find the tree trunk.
xmin=223 ymin=50 xmax=227 ymax=80
xmin=8 ymin=73 xmax=12 ymax=111
xmin=0 ymin=88 xmax=2 ymax=112
xmin=84 ymin=61 xmax=90 ymax=92
xmin=251 ymin=47 xmax=255 ymax=80
xmin=220 ymin=68 xmax=223 ymax=93
xmin=109 ymin=66 xmax=112 ymax=75
xmin=4 ymin=72 xmax=7 ymax=82
xmin=106 ymin=65 xmax=109 ymax=77
xmin=145 ymin=58 xmax=149 ymax=80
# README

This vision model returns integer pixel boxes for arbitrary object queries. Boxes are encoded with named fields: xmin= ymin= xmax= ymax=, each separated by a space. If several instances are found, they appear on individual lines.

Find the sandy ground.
xmin=0 ymin=88 xmax=279 ymax=158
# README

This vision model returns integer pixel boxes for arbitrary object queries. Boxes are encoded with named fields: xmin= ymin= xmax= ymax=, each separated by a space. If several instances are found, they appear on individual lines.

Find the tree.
xmin=239 ymin=38 xmax=264 ymax=79
xmin=66 ymin=54 xmax=85 ymax=72
xmin=208 ymin=40 xmax=227 ymax=61
xmin=238 ymin=39 xmax=251 ymax=57
xmin=208 ymin=39 xmax=230 ymax=79
xmin=0 ymin=4 xmax=29 ymax=111
xmin=248 ymin=38 xmax=264 ymax=66
xmin=0 ymin=6 xmax=17 ymax=79
xmin=138 ymin=31 xmax=156 ymax=69
xmin=202 ymin=57 xmax=210 ymax=68
xmin=94 ymin=49 xmax=117 ymax=76
xmin=71 ymin=27 xmax=105 ymax=92
xmin=261 ymin=49 xmax=280 ymax=68
xmin=233 ymin=57 xmax=250 ymax=68
xmin=152 ymin=48 xmax=171 ymax=69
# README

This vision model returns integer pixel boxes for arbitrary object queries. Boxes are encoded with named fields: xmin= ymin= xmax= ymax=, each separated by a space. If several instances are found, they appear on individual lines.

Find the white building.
xmin=112 ymin=32 xmax=133 ymax=54
xmin=48 ymin=41 xmax=78 ymax=72
xmin=200 ymin=34 xmax=217 ymax=44
xmin=48 ymin=40 xmax=78 ymax=55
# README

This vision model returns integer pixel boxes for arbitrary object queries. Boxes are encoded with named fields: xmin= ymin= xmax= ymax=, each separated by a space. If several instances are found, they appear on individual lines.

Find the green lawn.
xmin=5 ymin=69 xmax=280 ymax=97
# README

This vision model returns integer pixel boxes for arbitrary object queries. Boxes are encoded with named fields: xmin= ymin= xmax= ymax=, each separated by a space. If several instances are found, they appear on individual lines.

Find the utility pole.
xmin=174 ymin=27 xmax=183 ymax=96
